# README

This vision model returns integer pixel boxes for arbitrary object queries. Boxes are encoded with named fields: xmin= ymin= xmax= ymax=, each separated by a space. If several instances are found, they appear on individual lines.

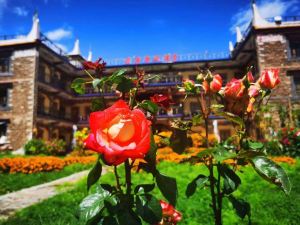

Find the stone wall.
xmin=256 ymin=32 xmax=300 ymax=128
xmin=1 ymin=49 xmax=38 ymax=150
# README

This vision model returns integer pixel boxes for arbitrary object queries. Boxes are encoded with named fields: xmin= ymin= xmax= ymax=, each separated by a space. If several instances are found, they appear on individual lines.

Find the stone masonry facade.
xmin=0 ymin=49 xmax=38 ymax=150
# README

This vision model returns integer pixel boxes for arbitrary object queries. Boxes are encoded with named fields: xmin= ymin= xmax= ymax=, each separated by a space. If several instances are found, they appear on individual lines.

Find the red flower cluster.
xmin=150 ymin=94 xmax=174 ymax=111
xmin=84 ymin=100 xmax=151 ymax=165
xmin=83 ymin=58 xmax=106 ymax=73
xmin=223 ymin=69 xmax=280 ymax=115
xmin=154 ymin=200 xmax=182 ymax=225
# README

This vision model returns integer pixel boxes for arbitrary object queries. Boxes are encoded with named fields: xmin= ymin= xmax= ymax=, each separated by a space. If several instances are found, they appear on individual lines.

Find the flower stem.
xmin=84 ymin=70 xmax=95 ymax=80
xmin=125 ymin=159 xmax=132 ymax=199
xmin=114 ymin=166 xmax=121 ymax=192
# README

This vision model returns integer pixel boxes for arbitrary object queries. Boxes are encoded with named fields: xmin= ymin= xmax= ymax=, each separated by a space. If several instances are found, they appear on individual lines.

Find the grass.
xmin=0 ymin=163 xmax=92 ymax=195
xmin=0 ymin=160 xmax=299 ymax=225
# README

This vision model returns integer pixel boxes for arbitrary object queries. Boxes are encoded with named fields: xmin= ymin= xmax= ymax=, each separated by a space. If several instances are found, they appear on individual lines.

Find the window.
xmin=288 ymin=71 xmax=300 ymax=96
xmin=0 ymin=121 xmax=8 ymax=144
xmin=293 ymin=76 xmax=300 ymax=95
xmin=0 ymin=56 xmax=10 ymax=73
xmin=0 ymin=84 xmax=11 ymax=108
xmin=190 ymin=102 xmax=201 ymax=116
xmin=288 ymin=36 xmax=300 ymax=59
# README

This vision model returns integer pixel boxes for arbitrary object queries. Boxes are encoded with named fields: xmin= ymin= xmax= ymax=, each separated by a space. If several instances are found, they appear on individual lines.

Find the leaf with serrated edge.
xmin=251 ymin=156 xmax=291 ymax=194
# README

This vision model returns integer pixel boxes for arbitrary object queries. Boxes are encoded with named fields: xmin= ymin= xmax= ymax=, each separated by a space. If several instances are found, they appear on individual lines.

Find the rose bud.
xmin=196 ymin=73 xmax=205 ymax=82
xmin=224 ymin=78 xmax=246 ymax=100
xmin=154 ymin=200 xmax=182 ymax=225
xmin=258 ymin=68 xmax=280 ymax=89
xmin=84 ymin=100 xmax=151 ymax=165
xmin=182 ymin=79 xmax=195 ymax=92
xmin=203 ymin=74 xmax=223 ymax=94
xmin=248 ymin=84 xmax=260 ymax=98
xmin=150 ymin=94 xmax=174 ymax=111
xmin=247 ymin=71 xmax=255 ymax=83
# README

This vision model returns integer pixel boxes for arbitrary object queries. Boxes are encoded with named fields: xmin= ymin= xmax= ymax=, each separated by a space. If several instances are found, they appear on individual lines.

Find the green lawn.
xmin=0 ymin=161 xmax=299 ymax=225
xmin=0 ymin=163 xmax=92 ymax=195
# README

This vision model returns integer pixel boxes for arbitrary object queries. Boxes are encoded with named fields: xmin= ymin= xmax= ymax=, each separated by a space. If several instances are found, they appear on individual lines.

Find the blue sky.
xmin=0 ymin=0 xmax=299 ymax=61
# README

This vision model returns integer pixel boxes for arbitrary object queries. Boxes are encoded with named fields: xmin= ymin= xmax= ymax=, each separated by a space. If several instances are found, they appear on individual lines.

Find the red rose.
xmin=154 ymin=200 xmax=182 ymax=225
xmin=84 ymin=100 xmax=151 ymax=165
xmin=258 ymin=68 xmax=280 ymax=89
xmin=224 ymin=78 xmax=246 ymax=100
xmin=83 ymin=58 xmax=106 ymax=71
xmin=150 ymin=94 xmax=174 ymax=110
xmin=203 ymin=74 xmax=223 ymax=93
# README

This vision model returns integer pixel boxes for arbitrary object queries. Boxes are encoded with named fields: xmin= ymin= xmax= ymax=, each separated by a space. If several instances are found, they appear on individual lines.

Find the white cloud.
xmin=45 ymin=28 xmax=72 ymax=41
xmin=230 ymin=0 xmax=300 ymax=33
xmin=13 ymin=7 xmax=28 ymax=17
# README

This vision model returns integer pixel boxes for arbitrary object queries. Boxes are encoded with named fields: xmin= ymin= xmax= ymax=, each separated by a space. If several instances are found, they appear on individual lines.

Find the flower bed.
xmin=0 ymin=156 xmax=97 ymax=174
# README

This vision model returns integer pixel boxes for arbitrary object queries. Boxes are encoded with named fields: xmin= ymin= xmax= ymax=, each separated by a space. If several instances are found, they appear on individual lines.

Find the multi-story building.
xmin=0 ymin=3 xmax=300 ymax=151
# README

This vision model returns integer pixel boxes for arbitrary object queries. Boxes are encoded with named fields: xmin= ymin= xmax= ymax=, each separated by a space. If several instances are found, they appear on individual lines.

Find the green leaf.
xmin=116 ymin=78 xmax=134 ymax=93
xmin=144 ymin=132 xmax=157 ymax=167
xmin=192 ymin=114 xmax=203 ymax=126
xmin=186 ymin=174 xmax=208 ymax=198
xmin=136 ymin=194 xmax=162 ymax=224
xmin=219 ymin=164 xmax=241 ymax=195
xmin=211 ymin=104 xmax=224 ymax=110
xmin=215 ymin=111 xmax=245 ymax=129
xmin=213 ymin=146 xmax=236 ymax=162
xmin=238 ymin=150 xmax=265 ymax=159
xmin=71 ymin=78 xmax=85 ymax=94
xmin=248 ymin=141 xmax=264 ymax=150
xmin=197 ymin=148 xmax=215 ymax=158
xmin=117 ymin=209 xmax=142 ymax=225
xmin=228 ymin=195 xmax=251 ymax=220
xmin=170 ymin=128 xmax=190 ymax=154
xmin=113 ymin=69 xmax=127 ymax=77
xmin=102 ymin=216 xmax=118 ymax=225
xmin=250 ymin=156 xmax=291 ymax=194
xmin=156 ymin=172 xmax=177 ymax=206
xmin=92 ymin=78 xmax=102 ymax=89
xmin=100 ymin=184 xmax=116 ymax=193
xmin=79 ymin=187 xmax=110 ymax=223
xmin=134 ymin=184 xmax=156 ymax=194
xmin=91 ymin=98 xmax=105 ymax=112
xmin=139 ymin=100 xmax=158 ymax=114
xmin=87 ymin=159 xmax=102 ymax=191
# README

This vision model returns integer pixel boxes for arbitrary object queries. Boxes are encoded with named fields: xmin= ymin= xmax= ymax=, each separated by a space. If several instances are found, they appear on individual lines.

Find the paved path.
xmin=0 ymin=169 xmax=103 ymax=219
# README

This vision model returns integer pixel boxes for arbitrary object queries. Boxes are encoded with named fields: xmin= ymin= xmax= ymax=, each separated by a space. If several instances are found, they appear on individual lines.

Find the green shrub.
xmin=46 ymin=139 xmax=67 ymax=156
xmin=24 ymin=139 xmax=67 ymax=156
xmin=266 ymin=127 xmax=300 ymax=157
xmin=24 ymin=139 xmax=47 ymax=155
